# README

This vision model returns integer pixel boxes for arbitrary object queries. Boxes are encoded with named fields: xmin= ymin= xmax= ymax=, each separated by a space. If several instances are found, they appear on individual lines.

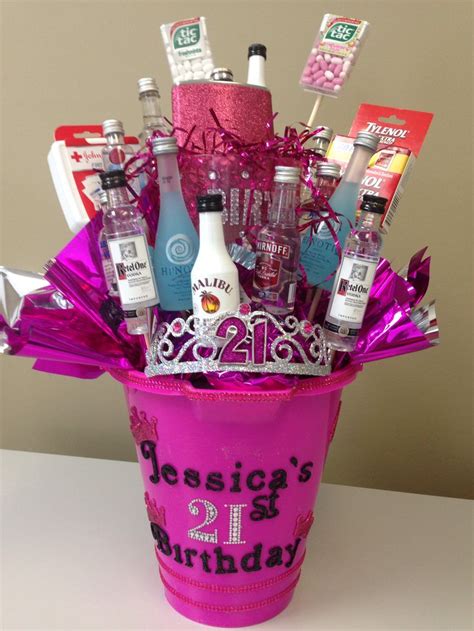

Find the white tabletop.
xmin=1 ymin=449 xmax=472 ymax=630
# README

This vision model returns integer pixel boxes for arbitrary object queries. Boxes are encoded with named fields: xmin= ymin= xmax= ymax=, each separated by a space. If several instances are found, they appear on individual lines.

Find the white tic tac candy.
xmin=161 ymin=17 xmax=215 ymax=84
xmin=193 ymin=71 xmax=205 ymax=79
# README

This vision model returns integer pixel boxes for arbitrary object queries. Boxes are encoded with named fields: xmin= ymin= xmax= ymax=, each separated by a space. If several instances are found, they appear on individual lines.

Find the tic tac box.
xmin=327 ymin=104 xmax=433 ymax=232
xmin=48 ymin=125 xmax=139 ymax=234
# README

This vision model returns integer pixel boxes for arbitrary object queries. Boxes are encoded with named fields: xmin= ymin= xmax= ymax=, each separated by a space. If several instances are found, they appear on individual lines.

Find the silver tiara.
xmin=145 ymin=307 xmax=332 ymax=377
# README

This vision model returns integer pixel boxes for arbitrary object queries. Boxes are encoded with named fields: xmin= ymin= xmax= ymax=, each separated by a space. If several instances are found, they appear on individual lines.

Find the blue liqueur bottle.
xmin=300 ymin=131 xmax=379 ymax=291
xmin=152 ymin=136 xmax=199 ymax=311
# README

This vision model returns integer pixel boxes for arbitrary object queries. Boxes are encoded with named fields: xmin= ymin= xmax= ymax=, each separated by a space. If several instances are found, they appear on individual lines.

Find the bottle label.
xmin=107 ymin=234 xmax=158 ymax=306
xmin=254 ymin=239 xmax=291 ymax=289
xmin=327 ymin=255 xmax=378 ymax=329
xmin=191 ymin=273 xmax=239 ymax=319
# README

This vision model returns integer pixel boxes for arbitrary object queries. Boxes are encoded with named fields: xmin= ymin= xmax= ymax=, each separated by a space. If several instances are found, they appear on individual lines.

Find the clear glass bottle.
xmin=137 ymin=78 xmax=170 ymax=145
xmin=99 ymin=170 xmax=158 ymax=335
xmin=252 ymin=166 xmax=301 ymax=315
xmin=247 ymin=43 xmax=267 ymax=87
xmin=324 ymin=195 xmax=387 ymax=351
xmin=97 ymin=190 xmax=119 ymax=296
xmin=152 ymin=136 xmax=199 ymax=311
xmin=101 ymin=119 xmax=136 ymax=172
xmin=300 ymin=131 xmax=379 ymax=290
xmin=301 ymin=128 xmax=334 ymax=203
xmin=191 ymin=194 xmax=240 ymax=320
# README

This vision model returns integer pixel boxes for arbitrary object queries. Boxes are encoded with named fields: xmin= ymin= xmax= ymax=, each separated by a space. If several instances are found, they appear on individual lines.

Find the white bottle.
xmin=191 ymin=194 xmax=239 ymax=320
xmin=247 ymin=43 xmax=267 ymax=87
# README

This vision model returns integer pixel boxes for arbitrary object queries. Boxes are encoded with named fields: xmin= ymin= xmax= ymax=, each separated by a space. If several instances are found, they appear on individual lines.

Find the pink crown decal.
xmin=145 ymin=308 xmax=332 ymax=378
xmin=129 ymin=406 xmax=158 ymax=445
xmin=144 ymin=492 xmax=167 ymax=528
xmin=294 ymin=511 xmax=315 ymax=539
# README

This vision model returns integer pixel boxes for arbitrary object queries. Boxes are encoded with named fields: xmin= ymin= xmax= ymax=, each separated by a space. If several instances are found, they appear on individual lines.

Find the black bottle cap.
xmin=99 ymin=170 xmax=127 ymax=190
xmin=197 ymin=194 xmax=224 ymax=213
xmin=360 ymin=194 xmax=388 ymax=214
xmin=248 ymin=43 xmax=267 ymax=59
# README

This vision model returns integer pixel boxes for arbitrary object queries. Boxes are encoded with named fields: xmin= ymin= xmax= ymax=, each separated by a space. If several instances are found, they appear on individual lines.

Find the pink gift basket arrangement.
xmin=1 ymin=11 xmax=438 ymax=628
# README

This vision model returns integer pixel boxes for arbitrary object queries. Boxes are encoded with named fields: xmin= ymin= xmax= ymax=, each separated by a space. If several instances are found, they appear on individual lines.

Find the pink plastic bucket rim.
xmin=109 ymin=362 xmax=361 ymax=400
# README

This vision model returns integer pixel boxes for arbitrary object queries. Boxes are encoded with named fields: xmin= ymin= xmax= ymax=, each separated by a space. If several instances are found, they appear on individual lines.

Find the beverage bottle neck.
xmin=199 ymin=212 xmax=226 ymax=251
xmin=155 ymin=152 xmax=183 ymax=195
xmin=340 ymin=144 xmax=374 ymax=184
xmin=314 ymin=174 xmax=339 ymax=198
xmin=269 ymin=181 xmax=299 ymax=226
xmin=140 ymin=90 xmax=167 ymax=135
xmin=356 ymin=210 xmax=382 ymax=232
xmin=105 ymin=131 xmax=125 ymax=146
xmin=247 ymin=55 xmax=266 ymax=87
xmin=105 ymin=186 xmax=130 ymax=209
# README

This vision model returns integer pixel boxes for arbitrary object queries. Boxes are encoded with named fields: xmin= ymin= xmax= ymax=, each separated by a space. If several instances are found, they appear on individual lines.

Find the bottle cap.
xmin=138 ymin=77 xmax=160 ymax=96
xmin=354 ymin=131 xmax=379 ymax=152
xmin=360 ymin=194 xmax=388 ymax=214
xmin=274 ymin=165 xmax=301 ymax=184
xmin=316 ymin=162 xmax=341 ymax=179
xmin=98 ymin=189 xmax=108 ymax=205
xmin=197 ymin=194 xmax=224 ymax=213
xmin=248 ymin=43 xmax=267 ymax=59
xmin=102 ymin=119 xmax=125 ymax=136
xmin=313 ymin=126 xmax=333 ymax=142
xmin=99 ymin=170 xmax=127 ymax=190
xmin=152 ymin=135 xmax=178 ymax=155
xmin=210 ymin=68 xmax=234 ymax=81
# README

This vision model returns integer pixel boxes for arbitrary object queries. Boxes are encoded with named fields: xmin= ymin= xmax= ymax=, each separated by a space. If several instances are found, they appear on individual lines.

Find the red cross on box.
xmin=71 ymin=151 xmax=82 ymax=163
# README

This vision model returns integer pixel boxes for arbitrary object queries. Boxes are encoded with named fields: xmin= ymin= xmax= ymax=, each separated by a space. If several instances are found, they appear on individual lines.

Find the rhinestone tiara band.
xmin=145 ymin=308 xmax=332 ymax=378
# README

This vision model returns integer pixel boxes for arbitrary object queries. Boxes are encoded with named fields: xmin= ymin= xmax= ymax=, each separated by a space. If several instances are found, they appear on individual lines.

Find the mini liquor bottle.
xmin=324 ymin=194 xmax=387 ymax=351
xmin=97 ymin=189 xmax=119 ymax=296
xmin=247 ymin=44 xmax=267 ymax=87
xmin=191 ymin=194 xmax=240 ymax=320
xmin=152 ymin=136 xmax=199 ymax=311
xmin=101 ymin=119 xmax=136 ymax=172
xmin=252 ymin=166 xmax=301 ymax=315
xmin=137 ymin=77 xmax=170 ymax=145
xmin=300 ymin=131 xmax=379 ymax=290
xmin=99 ymin=170 xmax=158 ymax=335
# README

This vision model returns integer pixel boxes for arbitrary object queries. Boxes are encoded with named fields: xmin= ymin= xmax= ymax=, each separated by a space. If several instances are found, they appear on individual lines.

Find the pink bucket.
xmin=110 ymin=364 xmax=360 ymax=627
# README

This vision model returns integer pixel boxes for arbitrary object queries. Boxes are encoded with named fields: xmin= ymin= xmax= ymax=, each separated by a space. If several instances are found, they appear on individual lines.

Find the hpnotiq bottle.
xmin=137 ymin=77 xmax=170 ymax=145
xmin=324 ymin=195 xmax=387 ymax=351
xmin=191 ymin=194 xmax=239 ymax=320
xmin=300 ymin=131 xmax=379 ymax=290
xmin=97 ymin=190 xmax=119 ymax=296
xmin=152 ymin=136 xmax=199 ymax=311
xmin=252 ymin=166 xmax=301 ymax=315
xmin=247 ymin=43 xmax=267 ymax=87
xmin=101 ymin=119 xmax=135 ymax=172
xmin=99 ymin=170 xmax=158 ymax=335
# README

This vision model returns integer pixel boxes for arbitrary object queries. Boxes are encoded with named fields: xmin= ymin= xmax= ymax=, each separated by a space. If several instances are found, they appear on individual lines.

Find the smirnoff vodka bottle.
xmin=324 ymin=194 xmax=387 ymax=351
xmin=152 ymin=136 xmax=199 ymax=311
xmin=191 ymin=194 xmax=239 ymax=320
xmin=137 ymin=77 xmax=170 ymax=145
xmin=99 ymin=170 xmax=158 ymax=335
xmin=101 ymin=119 xmax=135 ymax=172
xmin=252 ymin=166 xmax=301 ymax=315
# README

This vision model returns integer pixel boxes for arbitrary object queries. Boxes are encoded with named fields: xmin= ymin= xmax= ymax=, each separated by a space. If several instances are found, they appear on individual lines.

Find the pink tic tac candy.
xmin=300 ymin=15 xmax=369 ymax=97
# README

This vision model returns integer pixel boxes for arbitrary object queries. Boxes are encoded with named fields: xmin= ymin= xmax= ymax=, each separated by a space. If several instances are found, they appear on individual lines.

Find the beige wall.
xmin=1 ymin=1 xmax=472 ymax=499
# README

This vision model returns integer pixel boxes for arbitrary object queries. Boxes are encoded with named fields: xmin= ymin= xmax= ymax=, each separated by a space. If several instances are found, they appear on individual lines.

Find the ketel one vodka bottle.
xmin=99 ymin=170 xmax=158 ymax=335
xmin=101 ymin=119 xmax=135 ymax=172
xmin=152 ymin=136 xmax=199 ymax=311
xmin=191 ymin=194 xmax=240 ymax=320
xmin=252 ymin=166 xmax=301 ymax=316
xmin=300 ymin=131 xmax=379 ymax=290
xmin=97 ymin=189 xmax=119 ymax=296
xmin=324 ymin=194 xmax=387 ymax=351
xmin=137 ymin=77 xmax=170 ymax=145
